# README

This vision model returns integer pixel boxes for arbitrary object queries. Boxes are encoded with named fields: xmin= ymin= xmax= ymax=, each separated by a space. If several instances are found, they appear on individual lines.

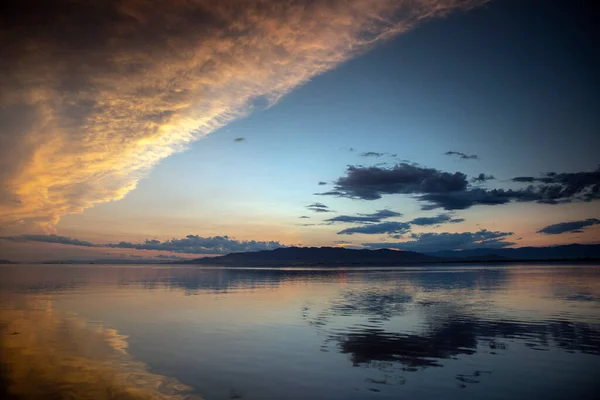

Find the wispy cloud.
xmin=326 ymin=209 xmax=402 ymax=223
xmin=338 ymin=222 xmax=411 ymax=235
xmin=360 ymin=152 xmax=385 ymax=157
xmin=306 ymin=202 xmax=333 ymax=213
xmin=234 ymin=137 xmax=246 ymax=143
xmin=364 ymin=229 xmax=515 ymax=252
xmin=445 ymin=151 xmax=479 ymax=160
xmin=537 ymin=218 xmax=600 ymax=235
xmin=0 ymin=0 xmax=488 ymax=232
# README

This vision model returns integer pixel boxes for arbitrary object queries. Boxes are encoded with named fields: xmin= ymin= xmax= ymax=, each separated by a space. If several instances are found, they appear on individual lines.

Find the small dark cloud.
xmin=471 ymin=173 xmax=495 ymax=183
xmin=360 ymin=152 xmax=385 ymax=157
xmin=537 ymin=218 xmax=600 ymax=235
xmin=445 ymin=151 xmax=479 ymax=160
xmin=299 ymin=216 xmax=311 ymax=219
xmin=362 ymin=209 xmax=403 ymax=219
xmin=1 ymin=234 xmax=96 ymax=247
xmin=306 ymin=202 xmax=333 ymax=213
xmin=318 ymin=181 xmax=327 ymax=185
xmin=364 ymin=229 xmax=514 ymax=252
xmin=326 ymin=209 xmax=402 ymax=224
xmin=233 ymin=137 xmax=245 ymax=142
xmin=338 ymin=222 xmax=411 ymax=235
xmin=318 ymin=163 xmax=468 ymax=200
xmin=409 ymin=214 xmax=464 ymax=226
xmin=512 ymin=176 xmax=536 ymax=183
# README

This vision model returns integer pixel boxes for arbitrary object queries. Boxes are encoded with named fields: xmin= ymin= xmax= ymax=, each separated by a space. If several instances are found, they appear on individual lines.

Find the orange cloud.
xmin=0 ymin=0 xmax=487 ymax=232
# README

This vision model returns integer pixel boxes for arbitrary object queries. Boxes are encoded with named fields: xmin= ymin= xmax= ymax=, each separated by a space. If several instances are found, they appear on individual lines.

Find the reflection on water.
xmin=1 ymin=264 xmax=600 ymax=399
xmin=0 ymin=296 xmax=201 ymax=399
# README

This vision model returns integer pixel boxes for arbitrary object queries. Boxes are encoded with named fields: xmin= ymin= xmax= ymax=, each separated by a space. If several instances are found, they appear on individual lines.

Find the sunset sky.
xmin=0 ymin=0 xmax=598 ymax=261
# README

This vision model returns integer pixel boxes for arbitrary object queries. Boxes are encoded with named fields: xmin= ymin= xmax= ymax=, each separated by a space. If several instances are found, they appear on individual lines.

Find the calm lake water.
xmin=1 ymin=264 xmax=600 ymax=400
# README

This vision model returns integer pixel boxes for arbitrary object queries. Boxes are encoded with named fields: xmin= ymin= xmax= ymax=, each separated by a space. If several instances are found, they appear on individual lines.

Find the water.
xmin=1 ymin=264 xmax=599 ymax=400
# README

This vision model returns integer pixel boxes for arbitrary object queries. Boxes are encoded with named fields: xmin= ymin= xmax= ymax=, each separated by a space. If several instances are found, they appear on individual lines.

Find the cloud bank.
xmin=319 ymin=163 xmax=600 ymax=210
xmin=1 ymin=234 xmax=284 ymax=254
xmin=0 ymin=0 xmax=488 ymax=231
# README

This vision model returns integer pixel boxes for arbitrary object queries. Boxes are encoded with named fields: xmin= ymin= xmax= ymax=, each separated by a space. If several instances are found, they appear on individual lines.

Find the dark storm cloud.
xmin=306 ymin=202 xmax=333 ymax=213
xmin=409 ymin=214 xmax=464 ymax=226
xmin=338 ymin=222 xmax=411 ymax=235
xmin=537 ymin=218 xmax=600 ymax=235
xmin=445 ymin=151 xmax=479 ymax=160
xmin=318 ymin=163 xmax=468 ymax=200
xmin=326 ymin=209 xmax=402 ymax=224
xmin=364 ymin=230 xmax=514 ymax=252
xmin=471 ymin=173 xmax=495 ymax=183
xmin=1 ymin=234 xmax=96 ymax=247
xmin=234 ymin=137 xmax=246 ymax=143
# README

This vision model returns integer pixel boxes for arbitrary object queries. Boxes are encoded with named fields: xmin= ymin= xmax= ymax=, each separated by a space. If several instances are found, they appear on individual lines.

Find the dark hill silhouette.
xmin=181 ymin=244 xmax=600 ymax=267
xmin=426 ymin=244 xmax=600 ymax=261
xmin=183 ymin=246 xmax=438 ymax=266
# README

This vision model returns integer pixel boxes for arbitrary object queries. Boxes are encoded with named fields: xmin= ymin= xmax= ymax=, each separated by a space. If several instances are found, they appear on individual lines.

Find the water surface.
xmin=1 ymin=264 xmax=599 ymax=399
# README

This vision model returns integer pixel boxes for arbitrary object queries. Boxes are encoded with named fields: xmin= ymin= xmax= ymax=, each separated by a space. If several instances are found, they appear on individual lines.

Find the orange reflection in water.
xmin=0 ymin=295 xmax=202 ymax=400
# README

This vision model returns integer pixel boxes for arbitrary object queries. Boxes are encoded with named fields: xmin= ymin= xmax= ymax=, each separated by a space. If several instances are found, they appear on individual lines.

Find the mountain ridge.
xmin=181 ymin=244 xmax=600 ymax=267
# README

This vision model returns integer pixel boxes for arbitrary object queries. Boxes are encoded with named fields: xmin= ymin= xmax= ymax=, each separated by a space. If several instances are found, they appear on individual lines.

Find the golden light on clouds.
xmin=0 ymin=0 xmax=487 ymax=232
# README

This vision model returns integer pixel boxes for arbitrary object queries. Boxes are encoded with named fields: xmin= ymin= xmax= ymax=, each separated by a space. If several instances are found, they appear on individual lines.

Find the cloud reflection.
xmin=0 ymin=297 xmax=201 ymax=400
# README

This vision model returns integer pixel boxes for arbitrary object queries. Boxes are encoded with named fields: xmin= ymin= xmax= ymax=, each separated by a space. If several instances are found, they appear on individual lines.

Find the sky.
xmin=0 ymin=0 xmax=598 ymax=262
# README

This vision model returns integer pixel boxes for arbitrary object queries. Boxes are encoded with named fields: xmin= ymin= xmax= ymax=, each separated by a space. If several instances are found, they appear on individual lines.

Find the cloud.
xmin=511 ymin=168 xmax=600 ymax=203
xmin=445 ymin=151 xmax=479 ymax=160
xmin=0 ymin=0 xmax=488 ymax=232
xmin=299 ymin=215 xmax=311 ymax=219
xmin=471 ymin=173 xmax=495 ymax=183
xmin=318 ymin=163 xmax=468 ymax=200
xmin=105 ymin=235 xmax=283 ymax=254
xmin=1 ymin=234 xmax=284 ymax=254
xmin=360 ymin=152 xmax=385 ymax=157
xmin=326 ymin=209 xmax=402 ymax=223
xmin=320 ymin=163 xmax=600 ymax=210
xmin=1 ymin=234 xmax=96 ymax=247
xmin=364 ymin=229 xmax=514 ymax=252
xmin=306 ymin=202 xmax=333 ymax=213
xmin=338 ymin=222 xmax=411 ymax=235
xmin=537 ymin=218 xmax=600 ymax=235
xmin=409 ymin=214 xmax=464 ymax=226
xmin=233 ymin=137 xmax=246 ymax=143
xmin=318 ymin=181 xmax=328 ymax=185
